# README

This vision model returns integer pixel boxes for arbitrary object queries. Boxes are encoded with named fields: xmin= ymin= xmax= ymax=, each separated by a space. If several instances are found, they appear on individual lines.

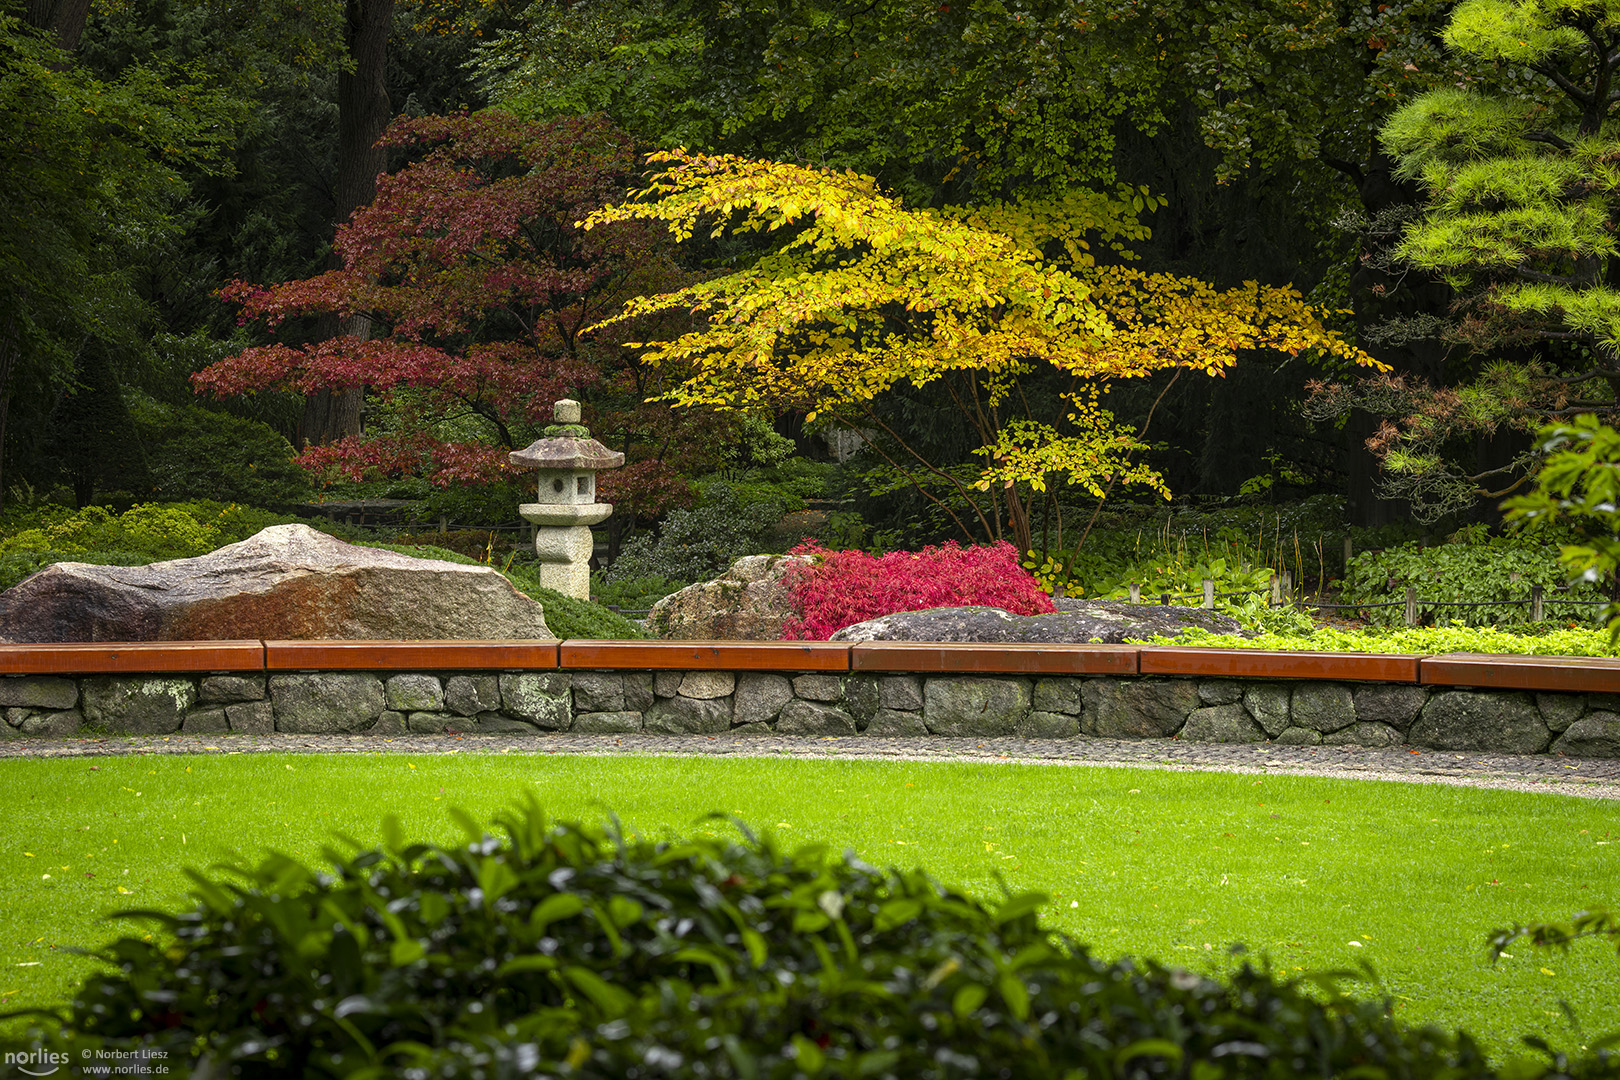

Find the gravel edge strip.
xmin=2 ymin=733 xmax=1616 ymax=800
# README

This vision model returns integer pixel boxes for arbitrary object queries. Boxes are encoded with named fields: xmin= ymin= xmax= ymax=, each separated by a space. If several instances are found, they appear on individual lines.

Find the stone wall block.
xmin=644 ymin=696 xmax=731 ymax=734
xmin=1181 ymin=704 xmax=1265 ymax=743
xmin=182 ymin=708 xmax=229 ymax=734
xmin=791 ymin=674 xmax=843 ymax=702
xmin=1017 ymin=710 xmax=1080 ymax=738
xmin=406 ymin=712 xmax=450 ymax=734
xmin=574 ymin=711 xmax=644 ymax=734
xmin=1197 ymin=680 xmax=1244 ymax=706
xmin=20 ymin=709 xmax=81 ymax=736
xmin=1242 ymin=683 xmax=1292 ymax=737
xmin=878 ymin=675 xmax=925 ymax=712
xmin=1409 ymin=691 xmax=1550 ymax=754
xmin=499 ymin=673 xmax=572 ymax=730
xmin=654 ymin=671 xmax=683 ymax=698
xmin=1551 ymin=711 xmax=1620 ymax=757
xmin=82 ymin=677 xmax=198 ymax=735
xmin=776 ymin=699 xmax=856 ymax=736
xmin=1081 ymin=679 xmax=1198 ymax=739
xmin=842 ymin=676 xmax=880 ymax=724
xmin=1273 ymin=726 xmax=1322 ymax=745
xmin=270 ymin=673 xmax=383 ymax=734
xmin=1322 ymin=721 xmax=1403 ymax=747
xmin=865 ymin=708 xmax=928 ymax=736
xmin=5 ymin=706 xmax=32 ymax=728
xmin=0 ymin=676 xmax=78 ymax=710
xmin=624 ymin=673 xmax=656 ymax=712
xmin=474 ymin=714 xmax=541 ymax=734
xmin=680 ymin=671 xmax=736 ymax=699
xmin=734 ymin=674 xmax=793 ymax=726
xmin=385 ymin=674 xmax=444 ymax=712
xmin=226 ymin=701 xmax=274 ymax=734
xmin=1290 ymin=683 xmax=1357 ymax=734
xmin=1536 ymin=693 xmax=1585 ymax=733
xmin=571 ymin=672 xmax=625 ymax=713
xmin=924 ymin=677 xmax=1032 ymax=737
xmin=1033 ymin=678 xmax=1086 ymax=716
xmin=198 ymin=676 xmax=265 ymax=706
xmin=366 ymin=711 xmax=406 ymax=735
xmin=1353 ymin=685 xmax=1429 ymax=728
xmin=445 ymin=675 xmax=501 ymax=717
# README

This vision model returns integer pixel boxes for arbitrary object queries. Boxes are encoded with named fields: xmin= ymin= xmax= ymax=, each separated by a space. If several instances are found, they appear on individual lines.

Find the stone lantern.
xmin=509 ymin=399 xmax=624 ymax=598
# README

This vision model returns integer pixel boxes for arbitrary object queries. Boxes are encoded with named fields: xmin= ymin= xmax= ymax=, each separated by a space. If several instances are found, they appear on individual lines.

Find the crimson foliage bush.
xmin=781 ymin=540 xmax=1055 ymax=640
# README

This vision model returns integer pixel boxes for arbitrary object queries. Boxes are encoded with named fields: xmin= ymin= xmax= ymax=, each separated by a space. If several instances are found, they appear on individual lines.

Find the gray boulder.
xmin=499 ymin=673 xmax=572 ymax=730
xmin=644 ymin=696 xmax=731 ymax=734
xmin=1552 ymin=712 xmax=1620 ymax=757
xmin=924 ymin=677 xmax=1031 ymax=736
xmin=776 ymin=699 xmax=856 ymax=735
xmin=269 ymin=673 xmax=383 ymax=734
xmin=0 ymin=524 xmax=552 ymax=642
xmin=1182 ymin=704 xmax=1265 ymax=743
xmin=1409 ymin=691 xmax=1551 ymax=754
xmin=1290 ymin=683 xmax=1357 ymax=734
xmin=82 ymin=677 xmax=196 ymax=735
xmin=1081 ymin=679 xmax=1199 ymax=739
xmin=831 ymin=599 xmax=1245 ymax=644
xmin=647 ymin=554 xmax=811 ymax=640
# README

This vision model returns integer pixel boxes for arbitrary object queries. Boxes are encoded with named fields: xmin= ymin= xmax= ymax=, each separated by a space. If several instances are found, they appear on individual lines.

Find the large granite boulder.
xmin=0 ymin=524 xmax=552 ymax=642
xmin=647 ymin=554 xmax=810 ymax=640
xmin=830 ymin=598 xmax=1245 ymax=643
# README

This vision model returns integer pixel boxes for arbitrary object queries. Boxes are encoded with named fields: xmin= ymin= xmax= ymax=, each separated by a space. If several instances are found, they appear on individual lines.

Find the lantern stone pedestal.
xmin=509 ymin=400 xmax=625 ymax=599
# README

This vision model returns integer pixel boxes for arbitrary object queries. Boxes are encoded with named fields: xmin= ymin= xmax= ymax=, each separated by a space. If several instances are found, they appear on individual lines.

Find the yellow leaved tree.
xmin=586 ymin=151 xmax=1383 ymax=556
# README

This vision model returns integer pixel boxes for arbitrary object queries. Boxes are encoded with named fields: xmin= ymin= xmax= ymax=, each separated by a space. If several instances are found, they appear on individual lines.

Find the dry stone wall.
xmin=3 ymin=670 xmax=1619 ymax=757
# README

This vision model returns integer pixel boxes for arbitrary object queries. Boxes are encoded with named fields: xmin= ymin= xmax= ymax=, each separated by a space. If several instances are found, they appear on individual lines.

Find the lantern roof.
xmin=507 ymin=399 xmax=625 ymax=472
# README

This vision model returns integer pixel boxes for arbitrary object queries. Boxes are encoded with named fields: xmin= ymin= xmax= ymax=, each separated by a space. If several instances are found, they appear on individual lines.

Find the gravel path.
xmin=2 ymin=732 xmax=1616 ymax=799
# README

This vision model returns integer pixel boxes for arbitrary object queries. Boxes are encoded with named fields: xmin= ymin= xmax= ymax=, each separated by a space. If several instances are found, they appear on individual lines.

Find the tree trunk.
xmin=25 ymin=0 xmax=93 ymax=52
xmin=0 ymin=309 xmax=17 ymax=509
xmin=300 ymin=0 xmax=394 ymax=447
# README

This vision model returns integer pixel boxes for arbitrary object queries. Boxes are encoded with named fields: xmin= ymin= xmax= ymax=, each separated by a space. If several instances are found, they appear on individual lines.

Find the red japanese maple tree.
xmin=194 ymin=110 xmax=699 ymax=506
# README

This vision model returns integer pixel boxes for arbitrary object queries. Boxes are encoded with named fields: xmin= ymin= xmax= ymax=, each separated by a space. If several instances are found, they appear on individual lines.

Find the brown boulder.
xmin=0 ymin=524 xmax=552 ymax=642
xmin=646 ymin=554 xmax=809 ymax=640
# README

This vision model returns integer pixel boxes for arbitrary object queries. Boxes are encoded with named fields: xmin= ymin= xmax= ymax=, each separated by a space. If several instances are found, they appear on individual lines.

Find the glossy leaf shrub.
xmin=14 ymin=801 xmax=1608 ymax=1080
xmin=781 ymin=540 xmax=1055 ymax=640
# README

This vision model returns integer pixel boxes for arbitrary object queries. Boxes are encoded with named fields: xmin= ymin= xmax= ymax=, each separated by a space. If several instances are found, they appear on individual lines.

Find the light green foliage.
xmin=1136 ymin=622 xmax=1620 ymax=655
xmin=1503 ymin=414 xmax=1620 ymax=640
xmin=1338 ymin=532 xmax=1602 ymax=628
xmin=1384 ymin=0 xmax=1620 ymax=345
xmin=0 ymin=502 xmax=283 ymax=564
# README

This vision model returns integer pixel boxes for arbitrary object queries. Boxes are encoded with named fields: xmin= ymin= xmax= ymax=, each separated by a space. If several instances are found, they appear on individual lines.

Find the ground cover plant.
xmin=0 ymin=754 xmax=1614 ymax=1064
xmin=1137 ymin=624 xmax=1620 ymax=656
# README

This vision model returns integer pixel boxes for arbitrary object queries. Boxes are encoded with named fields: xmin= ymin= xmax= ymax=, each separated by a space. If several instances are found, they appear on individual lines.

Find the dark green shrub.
xmin=607 ymin=481 xmax=790 ymax=584
xmin=9 ymin=801 xmax=1613 ymax=1079
xmin=591 ymin=571 xmax=687 ymax=612
xmin=128 ymin=396 xmax=312 ymax=507
xmin=503 ymin=564 xmax=648 ymax=639
xmin=1338 ymin=531 xmax=1603 ymax=628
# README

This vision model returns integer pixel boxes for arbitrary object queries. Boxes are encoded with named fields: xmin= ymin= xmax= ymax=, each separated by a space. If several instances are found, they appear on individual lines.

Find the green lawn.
xmin=1 ymin=752 xmax=1616 ymax=1060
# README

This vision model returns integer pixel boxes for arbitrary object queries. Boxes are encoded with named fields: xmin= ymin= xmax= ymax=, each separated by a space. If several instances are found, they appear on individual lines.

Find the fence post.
xmin=1343 ymin=535 xmax=1353 ymax=567
xmin=1202 ymin=578 xmax=1215 ymax=609
xmin=1128 ymin=583 xmax=1141 ymax=604
xmin=1160 ymin=593 xmax=1171 ymax=606
xmin=439 ymin=516 xmax=448 ymax=534
xmin=1531 ymin=584 xmax=1544 ymax=622
xmin=1405 ymin=586 xmax=1418 ymax=628
xmin=1280 ymin=571 xmax=1293 ymax=600
xmin=1269 ymin=573 xmax=1281 ymax=607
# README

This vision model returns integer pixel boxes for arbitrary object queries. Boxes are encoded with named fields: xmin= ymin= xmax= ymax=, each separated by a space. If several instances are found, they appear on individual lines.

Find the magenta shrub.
xmin=781 ymin=540 xmax=1055 ymax=640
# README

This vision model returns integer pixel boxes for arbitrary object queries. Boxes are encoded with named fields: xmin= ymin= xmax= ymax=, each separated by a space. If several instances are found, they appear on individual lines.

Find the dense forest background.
xmin=0 ymin=0 xmax=1592 ymax=563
